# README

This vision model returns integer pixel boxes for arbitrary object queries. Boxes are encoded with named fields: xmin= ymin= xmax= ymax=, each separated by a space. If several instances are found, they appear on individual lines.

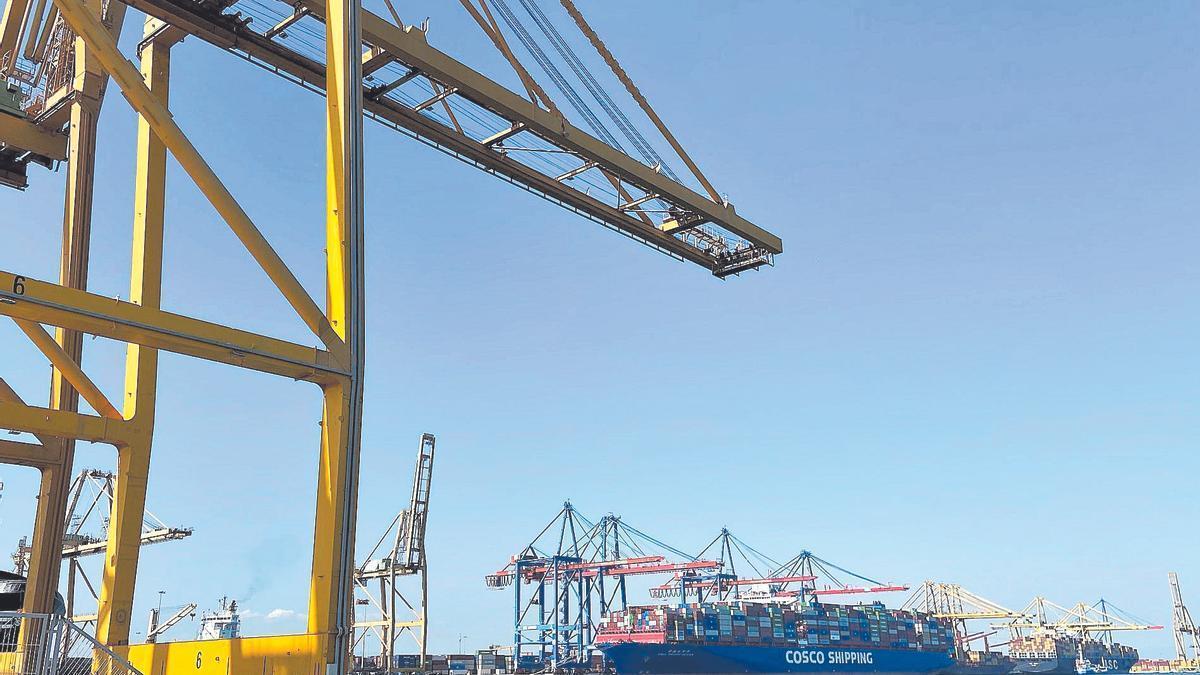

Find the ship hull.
xmin=1010 ymin=660 xmax=1070 ymax=675
xmin=943 ymin=663 xmax=1013 ymax=675
xmin=600 ymin=643 xmax=954 ymax=675
xmin=1010 ymin=659 xmax=1132 ymax=675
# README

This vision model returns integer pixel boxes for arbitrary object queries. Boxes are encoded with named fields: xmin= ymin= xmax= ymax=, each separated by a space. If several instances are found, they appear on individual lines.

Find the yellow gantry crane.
xmin=902 ymin=581 xmax=1027 ymax=656
xmin=995 ymin=597 xmax=1162 ymax=642
xmin=0 ymin=0 xmax=783 ymax=671
xmin=10 ymin=468 xmax=192 ymax=631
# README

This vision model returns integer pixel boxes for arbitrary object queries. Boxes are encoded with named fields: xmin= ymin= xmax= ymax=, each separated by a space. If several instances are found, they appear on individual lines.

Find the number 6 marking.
xmin=11 ymin=276 xmax=25 ymax=295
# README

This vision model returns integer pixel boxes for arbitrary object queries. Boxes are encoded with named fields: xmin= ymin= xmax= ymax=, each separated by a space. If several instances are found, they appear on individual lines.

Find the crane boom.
xmin=995 ymin=597 xmax=1163 ymax=637
xmin=354 ymin=433 xmax=438 ymax=670
xmin=146 ymin=603 xmax=197 ymax=643
xmin=70 ymin=0 xmax=781 ymax=277
xmin=487 ymin=556 xmax=718 ymax=586
xmin=1171 ymin=572 xmax=1200 ymax=661
xmin=400 ymin=433 xmax=435 ymax=572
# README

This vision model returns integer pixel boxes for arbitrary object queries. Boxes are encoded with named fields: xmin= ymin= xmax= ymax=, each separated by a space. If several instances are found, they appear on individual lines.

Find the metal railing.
xmin=0 ymin=612 xmax=141 ymax=675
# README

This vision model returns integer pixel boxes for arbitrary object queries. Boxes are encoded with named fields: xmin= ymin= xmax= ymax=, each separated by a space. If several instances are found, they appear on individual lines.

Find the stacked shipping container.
xmin=353 ymin=653 xmax=514 ymax=675
xmin=1131 ymin=658 xmax=1200 ymax=673
xmin=1009 ymin=632 xmax=1139 ymax=672
xmin=959 ymin=650 xmax=1011 ymax=667
xmin=595 ymin=601 xmax=954 ymax=652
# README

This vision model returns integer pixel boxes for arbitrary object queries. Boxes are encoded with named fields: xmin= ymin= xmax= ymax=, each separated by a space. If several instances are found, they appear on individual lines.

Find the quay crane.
xmin=1134 ymin=572 xmax=1200 ymax=673
xmin=1170 ymin=572 xmax=1200 ymax=663
xmin=649 ymin=529 xmax=807 ymax=602
xmin=0 ymin=0 xmax=783 ymax=664
xmin=995 ymin=597 xmax=1162 ymax=643
xmin=902 ymin=581 xmax=1027 ymax=656
xmin=145 ymin=603 xmax=197 ymax=644
xmin=485 ymin=503 xmax=720 ymax=671
xmin=648 ymin=530 xmax=907 ymax=603
xmin=11 ymin=468 xmax=192 ymax=630
xmin=353 ymin=433 xmax=436 ymax=670
xmin=0 ymin=0 xmax=780 ymax=277
xmin=762 ymin=550 xmax=909 ymax=600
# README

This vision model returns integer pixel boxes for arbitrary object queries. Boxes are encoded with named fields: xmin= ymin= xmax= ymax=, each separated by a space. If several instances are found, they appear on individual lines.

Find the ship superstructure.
xmin=197 ymin=597 xmax=242 ymax=641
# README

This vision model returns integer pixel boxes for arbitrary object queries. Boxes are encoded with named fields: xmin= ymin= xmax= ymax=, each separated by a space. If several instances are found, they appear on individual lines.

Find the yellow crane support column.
xmin=50 ymin=0 xmax=342 ymax=356
xmin=0 ymin=0 xmax=31 ymax=78
xmin=94 ymin=18 xmax=179 ymax=647
xmin=45 ymin=0 xmax=363 ymax=661
xmin=21 ymin=0 xmax=121 ymax=622
xmin=0 ymin=377 xmax=66 ymax=666
xmin=309 ymin=0 xmax=365 ymax=665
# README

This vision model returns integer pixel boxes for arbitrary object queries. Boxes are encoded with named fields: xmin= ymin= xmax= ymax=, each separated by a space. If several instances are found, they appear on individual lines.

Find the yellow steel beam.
xmin=22 ymin=111 xmax=92 ymax=623
xmin=300 ymin=0 xmax=782 ymax=255
xmin=0 ymin=401 xmax=130 ymax=446
xmin=935 ymin=613 xmax=1021 ymax=620
xmin=0 ymin=270 xmax=348 ymax=382
xmin=95 ymin=23 xmax=175 ymax=647
xmin=0 ymin=438 xmax=64 ymax=468
xmin=108 ymin=0 xmax=724 ymax=270
xmin=118 ymin=634 xmax=329 ymax=675
xmin=19 ymin=0 xmax=47 ymax=60
xmin=48 ymin=0 xmax=347 ymax=357
xmin=309 ymin=0 xmax=365 ymax=665
xmin=13 ymin=318 xmax=123 ymax=420
xmin=0 ymin=375 xmax=70 ymax=612
xmin=309 ymin=380 xmax=354 ymax=657
xmin=355 ymin=619 xmax=425 ymax=629
xmin=21 ymin=462 xmax=69 ymax=651
xmin=123 ymin=16 xmax=173 ymax=421
xmin=22 ymin=0 xmax=123 ymax=625
xmin=0 ymin=0 xmax=31 ymax=77
xmin=0 ymin=377 xmax=57 ymax=447
xmin=96 ymin=441 xmax=151 ymax=645
xmin=0 ymin=112 xmax=69 ymax=160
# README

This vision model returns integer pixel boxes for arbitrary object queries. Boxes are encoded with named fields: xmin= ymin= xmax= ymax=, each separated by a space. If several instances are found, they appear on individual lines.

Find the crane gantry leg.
xmin=309 ymin=0 xmax=366 ymax=668
xmin=0 ymin=0 xmax=365 ymax=663
xmin=21 ymin=0 xmax=126 ymax=633
xmin=93 ymin=16 xmax=177 ymax=649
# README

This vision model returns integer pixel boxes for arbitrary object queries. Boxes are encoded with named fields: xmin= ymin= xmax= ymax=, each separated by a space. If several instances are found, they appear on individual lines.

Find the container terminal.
xmin=0 ymin=0 xmax=1184 ymax=672
xmin=0 ymin=0 xmax=781 ymax=667
xmin=0 ymin=449 xmax=1190 ymax=675
xmin=468 ymin=502 xmax=1176 ymax=675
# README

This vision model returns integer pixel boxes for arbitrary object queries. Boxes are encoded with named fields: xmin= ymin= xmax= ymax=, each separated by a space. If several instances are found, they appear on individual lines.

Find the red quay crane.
xmin=651 ymin=529 xmax=910 ymax=603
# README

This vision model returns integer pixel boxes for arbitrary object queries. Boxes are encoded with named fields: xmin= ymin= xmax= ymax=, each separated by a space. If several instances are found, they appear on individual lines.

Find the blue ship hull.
xmin=600 ymin=643 xmax=955 ymax=675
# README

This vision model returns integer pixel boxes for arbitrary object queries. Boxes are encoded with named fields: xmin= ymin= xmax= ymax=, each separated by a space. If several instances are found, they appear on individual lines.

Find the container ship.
xmin=946 ymin=650 xmax=1014 ymax=675
xmin=1007 ymin=632 xmax=1139 ymax=675
xmin=1129 ymin=659 xmax=1200 ymax=673
xmin=594 ymin=601 xmax=955 ymax=675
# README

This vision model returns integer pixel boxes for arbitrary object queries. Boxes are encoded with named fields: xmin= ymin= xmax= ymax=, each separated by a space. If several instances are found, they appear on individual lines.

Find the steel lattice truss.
xmin=486 ymin=502 xmax=720 ymax=670
xmin=4 ymin=0 xmax=782 ymax=276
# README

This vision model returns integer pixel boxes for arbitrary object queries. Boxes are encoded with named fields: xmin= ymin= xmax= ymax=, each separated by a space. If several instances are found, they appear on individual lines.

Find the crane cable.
xmin=557 ymin=0 xmax=723 ymax=203
xmin=512 ymin=0 xmax=680 ymax=183
xmin=488 ymin=0 xmax=624 ymax=151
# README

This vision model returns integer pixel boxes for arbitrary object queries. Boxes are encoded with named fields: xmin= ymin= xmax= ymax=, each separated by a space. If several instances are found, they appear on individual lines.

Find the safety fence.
xmin=0 ymin=612 xmax=140 ymax=675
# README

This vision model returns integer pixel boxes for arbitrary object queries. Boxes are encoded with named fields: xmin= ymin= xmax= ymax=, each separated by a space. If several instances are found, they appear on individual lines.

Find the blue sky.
xmin=1 ymin=0 xmax=1198 ymax=657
